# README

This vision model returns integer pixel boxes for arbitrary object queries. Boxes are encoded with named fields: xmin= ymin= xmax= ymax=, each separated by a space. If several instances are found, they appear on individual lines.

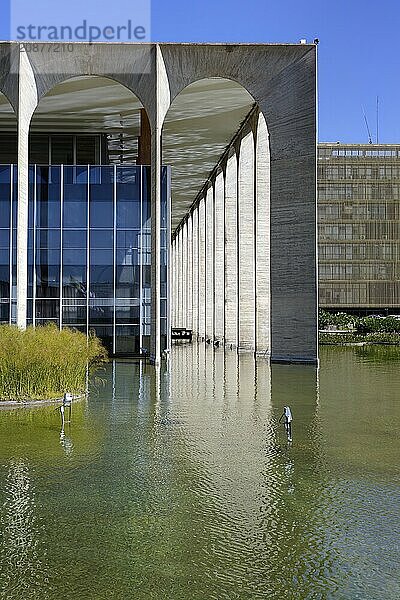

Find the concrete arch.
xmin=17 ymin=43 xmax=154 ymax=121
xmin=158 ymin=43 xmax=311 ymax=132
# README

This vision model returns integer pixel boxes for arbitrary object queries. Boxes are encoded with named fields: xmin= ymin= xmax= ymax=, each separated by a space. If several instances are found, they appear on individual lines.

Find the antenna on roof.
xmin=376 ymin=96 xmax=379 ymax=144
xmin=362 ymin=105 xmax=373 ymax=144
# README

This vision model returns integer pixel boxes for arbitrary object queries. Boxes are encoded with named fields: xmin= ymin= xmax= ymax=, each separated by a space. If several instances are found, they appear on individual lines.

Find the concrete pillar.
xmin=150 ymin=45 xmax=171 ymax=363
xmin=214 ymin=171 xmax=225 ymax=343
xmin=205 ymin=186 xmax=214 ymax=341
xmin=182 ymin=221 xmax=188 ymax=328
xmin=171 ymin=237 xmax=178 ymax=327
xmin=16 ymin=49 xmax=38 ymax=329
xmin=261 ymin=50 xmax=317 ymax=363
xmin=224 ymin=152 xmax=238 ymax=347
xmin=198 ymin=196 xmax=206 ymax=339
xmin=238 ymin=131 xmax=255 ymax=350
xmin=255 ymin=113 xmax=270 ymax=354
xmin=177 ymin=229 xmax=182 ymax=327
xmin=187 ymin=214 xmax=193 ymax=331
xmin=150 ymin=124 xmax=162 ymax=361
xmin=192 ymin=207 xmax=199 ymax=336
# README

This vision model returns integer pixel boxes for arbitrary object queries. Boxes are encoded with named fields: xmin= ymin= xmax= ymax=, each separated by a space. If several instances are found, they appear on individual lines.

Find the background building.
xmin=318 ymin=143 xmax=400 ymax=315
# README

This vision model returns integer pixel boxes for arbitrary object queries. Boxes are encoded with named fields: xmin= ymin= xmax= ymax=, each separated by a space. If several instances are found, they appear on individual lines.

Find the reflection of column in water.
xmin=59 ymin=426 xmax=74 ymax=455
xmin=0 ymin=461 xmax=49 ymax=598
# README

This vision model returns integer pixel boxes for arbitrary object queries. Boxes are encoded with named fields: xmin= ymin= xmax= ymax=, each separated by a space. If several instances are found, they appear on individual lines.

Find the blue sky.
xmin=1 ymin=0 xmax=399 ymax=143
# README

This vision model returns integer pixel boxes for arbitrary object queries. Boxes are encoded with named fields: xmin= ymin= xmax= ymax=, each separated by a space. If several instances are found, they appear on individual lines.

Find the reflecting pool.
xmin=0 ymin=345 xmax=399 ymax=599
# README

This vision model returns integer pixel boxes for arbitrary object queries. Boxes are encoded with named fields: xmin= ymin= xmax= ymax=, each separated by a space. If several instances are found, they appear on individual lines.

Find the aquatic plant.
xmin=0 ymin=324 xmax=107 ymax=402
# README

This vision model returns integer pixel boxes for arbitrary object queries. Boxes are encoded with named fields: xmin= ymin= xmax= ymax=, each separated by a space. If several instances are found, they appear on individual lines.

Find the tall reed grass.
xmin=0 ymin=324 xmax=107 ymax=402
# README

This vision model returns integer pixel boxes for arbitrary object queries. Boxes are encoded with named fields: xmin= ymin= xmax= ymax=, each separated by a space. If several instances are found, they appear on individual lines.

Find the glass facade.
xmin=318 ymin=144 xmax=400 ymax=311
xmin=0 ymin=164 xmax=170 ymax=355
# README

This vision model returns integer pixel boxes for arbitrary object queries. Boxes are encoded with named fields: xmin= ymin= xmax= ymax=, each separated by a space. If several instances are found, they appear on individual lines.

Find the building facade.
xmin=318 ymin=143 xmax=400 ymax=314
xmin=0 ymin=42 xmax=317 ymax=363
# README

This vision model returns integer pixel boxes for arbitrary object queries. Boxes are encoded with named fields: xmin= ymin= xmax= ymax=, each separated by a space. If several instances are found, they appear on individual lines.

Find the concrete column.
xmin=171 ymin=239 xmax=175 ymax=326
xmin=150 ymin=45 xmax=171 ymax=364
xmin=224 ymin=152 xmax=238 ymax=347
xmin=261 ymin=49 xmax=317 ymax=363
xmin=205 ymin=186 xmax=214 ymax=341
xmin=192 ymin=207 xmax=199 ymax=336
xmin=177 ymin=229 xmax=182 ymax=327
xmin=16 ymin=49 xmax=38 ymax=329
xmin=214 ymin=171 xmax=225 ymax=343
xmin=150 ymin=125 xmax=162 ymax=363
xmin=255 ymin=113 xmax=270 ymax=354
xmin=187 ymin=214 xmax=193 ymax=331
xmin=182 ymin=221 xmax=188 ymax=328
xmin=238 ymin=131 xmax=255 ymax=350
xmin=198 ymin=196 xmax=206 ymax=339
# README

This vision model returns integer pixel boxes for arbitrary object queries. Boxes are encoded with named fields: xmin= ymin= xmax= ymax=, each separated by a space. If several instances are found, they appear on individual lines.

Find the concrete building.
xmin=318 ymin=143 xmax=400 ymax=314
xmin=0 ymin=41 xmax=317 ymax=363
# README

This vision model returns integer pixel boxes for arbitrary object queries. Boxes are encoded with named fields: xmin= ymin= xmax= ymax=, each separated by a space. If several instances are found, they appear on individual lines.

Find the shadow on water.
xmin=0 ymin=345 xmax=399 ymax=599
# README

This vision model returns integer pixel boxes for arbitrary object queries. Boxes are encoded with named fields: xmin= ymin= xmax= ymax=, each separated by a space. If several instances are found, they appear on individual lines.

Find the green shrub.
xmin=319 ymin=331 xmax=400 ymax=346
xmin=0 ymin=324 xmax=107 ymax=402
xmin=319 ymin=310 xmax=357 ymax=330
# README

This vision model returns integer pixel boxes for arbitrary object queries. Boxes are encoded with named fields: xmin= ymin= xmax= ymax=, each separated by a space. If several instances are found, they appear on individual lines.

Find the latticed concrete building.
xmin=318 ymin=143 xmax=400 ymax=314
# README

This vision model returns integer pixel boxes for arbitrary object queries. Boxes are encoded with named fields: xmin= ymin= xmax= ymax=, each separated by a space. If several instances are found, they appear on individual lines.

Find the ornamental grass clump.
xmin=0 ymin=324 xmax=107 ymax=402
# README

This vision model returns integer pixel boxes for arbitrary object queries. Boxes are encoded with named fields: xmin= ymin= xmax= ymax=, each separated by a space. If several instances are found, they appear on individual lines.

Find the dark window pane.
xmin=51 ymin=136 xmax=74 ymax=164
xmin=89 ymin=303 xmax=113 ymax=324
xmin=116 ymin=265 xmax=140 ymax=297
xmin=115 ymin=325 xmax=140 ymax=354
xmin=76 ymin=136 xmax=99 ymax=165
xmin=90 ymin=187 xmax=113 ymax=228
xmin=30 ymin=135 xmax=49 ymax=164
xmin=36 ymin=229 xmax=60 ymax=249
xmin=116 ymin=230 xmax=140 ymax=249
xmin=63 ymin=230 xmax=87 ymax=249
xmin=0 ymin=138 xmax=17 ymax=165
xmin=62 ymin=268 xmax=87 ymax=299
xmin=0 ymin=300 xmax=9 ymax=323
xmin=90 ymin=229 xmax=113 ymax=248
xmin=63 ymin=248 xmax=87 ymax=266
xmin=35 ymin=300 xmax=59 ymax=319
xmin=0 ymin=196 xmax=10 ymax=225
xmin=0 ymin=230 xmax=9 ymax=248
xmin=89 ymin=326 xmax=113 ymax=354
xmin=115 ymin=302 xmax=140 ymax=323
xmin=117 ymin=199 xmax=140 ymax=228
xmin=62 ymin=305 xmax=87 ymax=325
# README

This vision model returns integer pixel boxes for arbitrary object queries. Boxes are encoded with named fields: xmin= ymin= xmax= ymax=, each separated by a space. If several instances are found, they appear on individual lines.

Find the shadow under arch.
xmin=165 ymin=77 xmax=272 ymax=352
xmin=162 ymin=76 xmax=269 ymax=234
xmin=29 ymin=74 xmax=148 ymax=165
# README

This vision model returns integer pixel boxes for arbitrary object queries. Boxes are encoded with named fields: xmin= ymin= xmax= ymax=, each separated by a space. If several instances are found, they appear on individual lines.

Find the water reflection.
xmin=0 ymin=461 xmax=49 ymax=599
xmin=0 ymin=346 xmax=399 ymax=599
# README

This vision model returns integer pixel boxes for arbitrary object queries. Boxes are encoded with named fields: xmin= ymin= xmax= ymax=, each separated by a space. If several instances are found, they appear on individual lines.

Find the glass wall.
xmin=0 ymin=164 xmax=170 ymax=356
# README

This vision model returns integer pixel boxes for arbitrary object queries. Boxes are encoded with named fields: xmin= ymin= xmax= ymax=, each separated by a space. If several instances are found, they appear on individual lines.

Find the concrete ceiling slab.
xmin=0 ymin=76 xmax=255 ymax=230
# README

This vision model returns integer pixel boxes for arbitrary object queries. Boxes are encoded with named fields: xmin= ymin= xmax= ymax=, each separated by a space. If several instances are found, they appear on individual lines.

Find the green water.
xmin=0 ymin=345 xmax=399 ymax=600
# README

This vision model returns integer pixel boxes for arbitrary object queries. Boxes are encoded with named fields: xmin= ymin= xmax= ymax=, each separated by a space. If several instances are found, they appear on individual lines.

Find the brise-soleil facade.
xmin=318 ymin=143 xmax=400 ymax=315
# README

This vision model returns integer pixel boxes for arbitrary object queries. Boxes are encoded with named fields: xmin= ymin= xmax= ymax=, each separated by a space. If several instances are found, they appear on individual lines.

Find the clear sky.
xmin=1 ymin=0 xmax=399 ymax=143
